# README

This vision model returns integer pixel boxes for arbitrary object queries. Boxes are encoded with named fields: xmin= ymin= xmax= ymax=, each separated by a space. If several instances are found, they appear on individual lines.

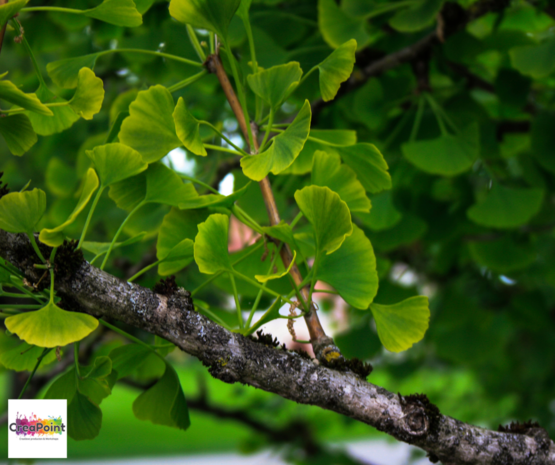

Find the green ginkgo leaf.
xmin=194 ymin=213 xmax=232 ymax=274
xmin=510 ymin=37 xmax=555 ymax=78
xmin=370 ymin=296 xmax=430 ymax=352
xmin=109 ymin=343 xmax=151 ymax=379
xmin=69 ymin=68 xmax=105 ymax=120
xmin=402 ymin=123 xmax=479 ymax=176
xmin=83 ymin=0 xmax=142 ymax=27
xmin=469 ymin=236 xmax=536 ymax=273
xmin=157 ymin=208 xmax=210 ymax=275
xmin=169 ymin=0 xmax=241 ymax=39
xmin=68 ymin=391 xmax=103 ymax=440
xmin=340 ymin=143 xmax=391 ymax=194
xmin=0 ymin=0 xmax=28 ymax=26
xmin=318 ymin=0 xmax=370 ymax=49
xmin=294 ymin=185 xmax=352 ymax=256
xmin=241 ymin=100 xmax=311 ymax=181
xmin=0 ymin=113 xmax=37 ymax=156
xmin=0 ymin=79 xmax=52 ymax=115
xmin=389 ymin=0 xmax=443 ymax=32
xmin=26 ymin=84 xmax=79 ymax=136
xmin=83 ymin=232 xmax=147 ymax=262
xmin=256 ymin=251 xmax=296 ymax=283
xmin=133 ymin=362 xmax=190 ymax=431
xmin=312 ymin=150 xmax=370 ymax=213
xmin=157 ymin=239 xmax=195 ymax=276
xmin=316 ymin=39 xmax=356 ymax=101
xmin=316 ymin=225 xmax=378 ymax=309
xmin=86 ymin=143 xmax=148 ymax=187
xmin=358 ymin=191 xmax=402 ymax=231
xmin=44 ymin=367 xmax=78 ymax=403
xmin=0 ymin=342 xmax=57 ymax=372
xmin=0 ymin=188 xmax=46 ymax=234
xmin=247 ymin=62 xmax=303 ymax=110
xmin=283 ymin=129 xmax=357 ymax=175
xmin=467 ymin=184 xmax=544 ymax=229
xmin=46 ymin=53 xmax=101 ymax=89
xmin=118 ymin=85 xmax=181 ymax=163
xmin=108 ymin=163 xmax=198 ymax=211
xmin=5 ymin=301 xmax=99 ymax=348
xmin=172 ymin=97 xmax=206 ymax=156
xmin=261 ymin=222 xmax=297 ymax=248
xmin=39 ymin=168 xmax=99 ymax=247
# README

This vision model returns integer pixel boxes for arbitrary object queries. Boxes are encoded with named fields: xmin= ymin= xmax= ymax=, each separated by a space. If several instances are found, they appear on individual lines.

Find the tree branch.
xmin=1 ymin=230 xmax=553 ymax=465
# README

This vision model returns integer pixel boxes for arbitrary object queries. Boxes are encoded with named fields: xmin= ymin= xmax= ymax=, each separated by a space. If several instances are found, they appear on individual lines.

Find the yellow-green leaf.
xmin=316 ymin=39 xmax=356 ymax=101
xmin=83 ymin=0 xmax=142 ymax=27
xmin=0 ymin=188 xmax=46 ymax=234
xmin=0 ymin=113 xmax=37 ymax=156
xmin=5 ymin=301 xmax=99 ymax=348
xmin=370 ymin=296 xmax=430 ymax=352
xmin=0 ymin=79 xmax=52 ymax=115
xmin=46 ymin=53 xmax=101 ymax=89
xmin=169 ymin=0 xmax=241 ymax=39
xmin=194 ymin=213 xmax=232 ymax=274
xmin=247 ymin=62 xmax=303 ymax=110
xmin=69 ymin=68 xmax=105 ymax=120
xmin=86 ymin=143 xmax=148 ymax=187
xmin=0 ymin=0 xmax=28 ymax=26
xmin=172 ymin=97 xmax=206 ymax=156
xmin=255 ymin=251 xmax=296 ymax=283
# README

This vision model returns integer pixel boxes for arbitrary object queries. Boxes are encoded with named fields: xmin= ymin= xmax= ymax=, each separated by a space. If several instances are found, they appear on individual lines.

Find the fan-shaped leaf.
xmin=5 ymin=301 xmax=99 ymax=348
xmin=370 ymin=296 xmax=430 ymax=352
xmin=467 ymin=184 xmax=544 ymax=229
xmin=69 ymin=68 xmax=105 ymax=120
xmin=83 ymin=0 xmax=142 ymax=27
xmin=172 ymin=97 xmax=206 ymax=156
xmin=0 ymin=79 xmax=52 ymax=115
xmin=316 ymin=39 xmax=356 ymax=101
xmin=27 ymin=85 xmax=79 ymax=135
xmin=294 ymin=185 xmax=352 ymax=256
xmin=0 ymin=342 xmax=57 ymax=372
xmin=169 ymin=0 xmax=241 ymax=39
xmin=318 ymin=0 xmax=370 ymax=49
xmin=0 ymin=113 xmax=37 ymax=156
xmin=87 ymin=143 xmax=148 ymax=187
xmin=194 ymin=213 xmax=233 ymax=274
xmin=340 ymin=143 xmax=391 ymax=194
xmin=0 ymin=188 xmax=46 ymax=234
xmin=510 ymin=37 xmax=555 ymax=78
xmin=46 ymin=53 xmax=101 ymax=89
xmin=67 ymin=392 xmax=102 ymax=440
xmin=247 ymin=62 xmax=303 ymax=110
xmin=389 ymin=0 xmax=443 ymax=32
xmin=316 ymin=226 xmax=378 ymax=309
xmin=118 ymin=85 xmax=181 ymax=163
xmin=312 ymin=150 xmax=370 ymax=213
xmin=256 ymin=251 xmax=296 ymax=283
xmin=241 ymin=100 xmax=311 ymax=181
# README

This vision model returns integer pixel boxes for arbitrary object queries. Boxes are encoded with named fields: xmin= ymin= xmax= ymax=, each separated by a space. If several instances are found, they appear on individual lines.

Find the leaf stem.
xmin=10 ymin=19 xmax=47 ymax=87
xmin=78 ymin=186 xmax=104 ymax=249
xmin=179 ymin=174 xmax=220 ymax=195
xmin=200 ymin=121 xmax=249 ymax=155
xmin=100 ymin=202 xmax=143 ymax=270
xmin=128 ymin=259 xmax=162 ymax=283
xmin=97 ymin=48 xmax=203 ymax=67
xmin=232 ymin=269 xmax=294 ymax=305
xmin=167 ymin=69 xmax=207 ymax=93
xmin=18 ymin=348 xmax=52 ymax=399
xmin=74 ymin=341 xmax=81 ymax=378
xmin=204 ymin=143 xmax=243 ymax=156
xmin=186 ymin=25 xmax=206 ymax=62
xmin=259 ymin=108 xmax=274 ymax=152
xmin=409 ymin=96 xmax=426 ymax=142
xmin=27 ymin=234 xmax=46 ymax=263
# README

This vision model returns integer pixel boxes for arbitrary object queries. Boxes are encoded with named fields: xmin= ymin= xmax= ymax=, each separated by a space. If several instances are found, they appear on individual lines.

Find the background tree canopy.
xmin=0 ymin=0 xmax=555 ymax=463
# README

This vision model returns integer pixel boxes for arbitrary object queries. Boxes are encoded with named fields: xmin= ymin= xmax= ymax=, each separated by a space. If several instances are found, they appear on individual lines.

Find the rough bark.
xmin=1 ymin=230 xmax=554 ymax=465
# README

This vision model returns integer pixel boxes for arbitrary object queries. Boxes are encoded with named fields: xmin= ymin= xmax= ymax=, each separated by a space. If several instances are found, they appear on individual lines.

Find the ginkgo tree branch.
xmin=0 ymin=229 xmax=554 ymax=465
xmin=205 ymin=54 xmax=342 ymax=363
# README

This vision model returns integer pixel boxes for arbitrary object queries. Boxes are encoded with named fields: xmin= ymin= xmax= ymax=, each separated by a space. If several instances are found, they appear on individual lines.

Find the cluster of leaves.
xmin=0 ymin=0 xmax=555 ymax=453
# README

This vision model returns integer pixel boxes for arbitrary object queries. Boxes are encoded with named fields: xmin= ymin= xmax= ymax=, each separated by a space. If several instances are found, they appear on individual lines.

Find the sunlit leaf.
xmin=467 ymin=184 xmax=544 ymax=229
xmin=316 ymin=39 xmax=356 ymax=101
xmin=169 ymin=0 xmax=241 ymax=39
xmin=370 ymin=296 xmax=430 ymax=352
xmin=69 ymin=68 xmax=105 ymax=120
xmin=318 ymin=0 xmax=370 ymax=49
xmin=311 ymin=150 xmax=370 ymax=213
xmin=389 ymin=0 xmax=443 ymax=32
xmin=0 ymin=113 xmax=37 ymax=156
xmin=294 ymin=185 xmax=352 ymax=256
xmin=83 ymin=0 xmax=142 ymax=27
xmin=194 ymin=213 xmax=233 ymax=274
xmin=0 ymin=188 xmax=46 ymax=234
xmin=87 ymin=143 xmax=148 ymax=187
xmin=0 ymin=79 xmax=52 ymax=115
xmin=316 ymin=226 xmax=378 ymax=309
xmin=118 ymin=85 xmax=181 ymax=163
xmin=241 ymin=100 xmax=311 ymax=181
xmin=172 ymin=97 xmax=206 ymax=156
xmin=247 ymin=62 xmax=303 ymax=110
xmin=402 ymin=123 xmax=479 ymax=176
xmin=46 ymin=53 xmax=101 ymax=89
xmin=5 ymin=301 xmax=99 ymax=348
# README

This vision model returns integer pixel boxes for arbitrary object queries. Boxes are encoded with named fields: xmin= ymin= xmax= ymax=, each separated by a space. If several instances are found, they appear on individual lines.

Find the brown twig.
xmin=205 ymin=54 xmax=340 ymax=362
